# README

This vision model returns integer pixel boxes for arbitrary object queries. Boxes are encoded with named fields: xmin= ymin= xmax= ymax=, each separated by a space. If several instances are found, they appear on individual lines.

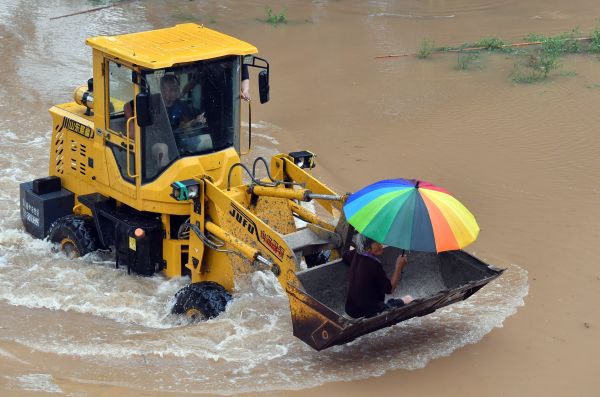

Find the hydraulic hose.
xmin=226 ymin=157 xmax=305 ymax=191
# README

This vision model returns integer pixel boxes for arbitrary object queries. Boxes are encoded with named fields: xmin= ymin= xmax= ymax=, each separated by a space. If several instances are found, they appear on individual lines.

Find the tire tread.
xmin=48 ymin=215 xmax=98 ymax=256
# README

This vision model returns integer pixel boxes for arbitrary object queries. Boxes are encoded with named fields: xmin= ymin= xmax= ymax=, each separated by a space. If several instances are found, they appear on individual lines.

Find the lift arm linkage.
xmin=202 ymin=178 xmax=300 ymax=286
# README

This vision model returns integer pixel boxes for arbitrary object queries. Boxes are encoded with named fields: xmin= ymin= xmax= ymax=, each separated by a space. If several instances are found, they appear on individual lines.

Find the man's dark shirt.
xmin=165 ymin=99 xmax=190 ymax=130
xmin=344 ymin=250 xmax=392 ymax=318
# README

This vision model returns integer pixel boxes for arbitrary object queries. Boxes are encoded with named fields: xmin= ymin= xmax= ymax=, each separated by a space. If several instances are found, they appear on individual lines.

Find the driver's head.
xmin=160 ymin=74 xmax=180 ymax=107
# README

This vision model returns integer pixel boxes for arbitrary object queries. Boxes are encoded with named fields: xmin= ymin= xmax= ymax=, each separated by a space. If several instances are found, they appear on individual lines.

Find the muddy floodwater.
xmin=0 ymin=1 xmax=599 ymax=396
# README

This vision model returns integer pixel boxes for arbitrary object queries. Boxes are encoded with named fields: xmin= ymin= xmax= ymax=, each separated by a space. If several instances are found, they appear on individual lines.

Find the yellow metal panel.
xmin=48 ymin=106 xmax=99 ymax=199
xmin=163 ymin=238 xmax=186 ymax=278
xmin=86 ymin=24 xmax=258 ymax=69
xmin=187 ymin=183 xmax=206 ymax=278
xmin=103 ymin=146 xmax=137 ymax=200
xmin=253 ymin=197 xmax=297 ymax=235
xmin=192 ymin=249 xmax=235 ymax=292
xmin=138 ymin=148 xmax=243 ymax=214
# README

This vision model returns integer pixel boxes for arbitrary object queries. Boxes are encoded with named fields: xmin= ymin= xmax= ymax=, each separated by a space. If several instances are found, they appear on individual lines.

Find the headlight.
xmin=187 ymin=184 xmax=199 ymax=199
xmin=170 ymin=179 xmax=200 ymax=201
xmin=289 ymin=150 xmax=316 ymax=169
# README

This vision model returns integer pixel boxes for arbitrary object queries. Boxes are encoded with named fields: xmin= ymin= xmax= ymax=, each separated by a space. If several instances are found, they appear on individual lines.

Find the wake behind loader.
xmin=20 ymin=24 xmax=502 ymax=350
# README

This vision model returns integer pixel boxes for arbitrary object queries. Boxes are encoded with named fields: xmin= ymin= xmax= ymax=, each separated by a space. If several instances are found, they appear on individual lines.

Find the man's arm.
xmin=241 ymin=79 xmax=250 ymax=101
xmin=389 ymin=255 xmax=408 ymax=293
xmin=241 ymin=64 xmax=250 ymax=101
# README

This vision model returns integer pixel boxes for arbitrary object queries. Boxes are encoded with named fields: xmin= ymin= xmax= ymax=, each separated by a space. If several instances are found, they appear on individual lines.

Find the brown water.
xmin=0 ymin=1 xmax=599 ymax=396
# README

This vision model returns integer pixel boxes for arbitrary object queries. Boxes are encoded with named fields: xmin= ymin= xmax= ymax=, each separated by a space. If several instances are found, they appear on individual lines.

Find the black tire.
xmin=172 ymin=281 xmax=232 ymax=320
xmin=48 ymin=215 xmax=99 ymax=258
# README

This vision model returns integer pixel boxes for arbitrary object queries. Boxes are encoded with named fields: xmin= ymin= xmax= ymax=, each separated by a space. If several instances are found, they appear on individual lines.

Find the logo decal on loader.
xmin=59 ymin=117 xmax=94 ymax=139
xmin=259 ymin=230 xmax=285 ymax=260
xmin=229 ymin=204 xmax=256 ymax=234
xmin=229 ymin=204 xmax=285 ymax=260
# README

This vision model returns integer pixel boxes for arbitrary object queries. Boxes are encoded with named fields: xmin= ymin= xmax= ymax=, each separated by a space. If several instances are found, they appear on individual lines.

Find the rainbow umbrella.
xmin=343 ymin=178 xmax=479 ymax=252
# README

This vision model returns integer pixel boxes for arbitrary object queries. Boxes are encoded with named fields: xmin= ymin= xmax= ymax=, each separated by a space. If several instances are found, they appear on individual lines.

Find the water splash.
xmin=1 ymin=252 xmax=528 ymax=394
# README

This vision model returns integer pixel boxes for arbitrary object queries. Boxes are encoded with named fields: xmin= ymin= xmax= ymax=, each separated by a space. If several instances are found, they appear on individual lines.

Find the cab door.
xmin=104 ymin=59 xmax=139 ymax=201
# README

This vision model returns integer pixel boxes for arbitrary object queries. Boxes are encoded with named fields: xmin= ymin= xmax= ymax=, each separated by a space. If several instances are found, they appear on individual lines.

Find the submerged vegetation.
xmin=417 ymin=39 xmax=436 ymax=59
xmin=472 ymin=37 xmax=507 ymax=51
xmin=264 ymin=5 xmax=288 ymax=25
xmin=417 ymin=25 xmax=600 ymax=84
xmin=590 ymin=27 xmax=600 ymax=53
xmin=456 ymin=52 xmax=480 ymax=70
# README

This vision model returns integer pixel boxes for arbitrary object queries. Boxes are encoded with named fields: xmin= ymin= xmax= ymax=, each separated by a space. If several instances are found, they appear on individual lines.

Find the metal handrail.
xmin=125 ymin=116 xmax=138 ymax=178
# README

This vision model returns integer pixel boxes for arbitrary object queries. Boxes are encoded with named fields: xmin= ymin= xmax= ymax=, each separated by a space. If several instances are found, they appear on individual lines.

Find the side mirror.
xmin=258 ymin=70 xmax=270 ymax=104
xmin=136 ymin=92 xmax=152 ymax=127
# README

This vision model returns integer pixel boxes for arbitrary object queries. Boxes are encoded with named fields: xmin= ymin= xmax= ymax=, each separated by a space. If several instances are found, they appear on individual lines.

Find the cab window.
xmin=107 ymin=61 xmax=134 ymax=136
xmin=106 ymin=60 xmax=135 ymax=182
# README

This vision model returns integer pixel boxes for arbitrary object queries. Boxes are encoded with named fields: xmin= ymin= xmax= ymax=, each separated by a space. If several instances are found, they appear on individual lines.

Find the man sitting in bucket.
xmin=344 ymin=234 xmax=413 ymax=318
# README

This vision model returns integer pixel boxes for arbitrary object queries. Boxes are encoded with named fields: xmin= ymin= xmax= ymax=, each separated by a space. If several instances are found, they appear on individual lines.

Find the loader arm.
xmin=270 ymin=155 xmax=344 ymax=215
xmin=198 ymin=178 xmax=301 ymax=290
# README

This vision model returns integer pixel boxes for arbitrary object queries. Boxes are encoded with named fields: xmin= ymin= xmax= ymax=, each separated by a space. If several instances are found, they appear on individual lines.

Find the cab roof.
xmin=86 ymin=23 xmax=257 ymax=69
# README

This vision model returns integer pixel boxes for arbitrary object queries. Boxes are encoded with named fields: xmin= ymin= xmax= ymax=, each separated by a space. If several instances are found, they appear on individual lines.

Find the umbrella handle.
xmin=401 ymin=249 xmax=406 ymax=257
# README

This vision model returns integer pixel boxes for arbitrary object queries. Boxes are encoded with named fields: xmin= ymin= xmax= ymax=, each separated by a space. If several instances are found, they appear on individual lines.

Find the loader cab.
xmin=84 ymin=23 xmax=264 ymax=205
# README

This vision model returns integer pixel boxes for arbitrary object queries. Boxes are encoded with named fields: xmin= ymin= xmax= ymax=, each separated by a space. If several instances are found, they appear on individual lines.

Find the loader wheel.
xmin=48 ymin=215 xmax=99 ymax=258
xmin=172 ymin=281 xmax=232 ymax=320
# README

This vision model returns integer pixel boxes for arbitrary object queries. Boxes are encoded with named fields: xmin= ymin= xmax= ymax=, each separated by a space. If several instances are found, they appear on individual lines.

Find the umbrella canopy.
xmin=343 ymin=178 xmax=479 ymax=252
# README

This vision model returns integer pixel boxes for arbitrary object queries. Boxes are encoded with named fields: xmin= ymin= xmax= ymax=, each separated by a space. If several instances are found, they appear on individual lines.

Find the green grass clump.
xmin=589 ymin=25 xmax=600 ymax=53
xmin=417 ymin=38 xmax=436 ymax=59
xmin=544 ymin=32 xmax=582 ymax=54
xmin=511 ymin=62 xmax=546 ymax=84
xmin=537 ymin=52 xmax=561 ymax=77
xmin=523 ymin=33 xmax=547 ymax=42
xmin=265 ymin=5 xmax=287 ymax=25
xmin=510 ymin=28 xmax=590 ymax=83
xmin=511 ymin=51 xmax=560 ymax=84
xmin=524 ymin=28 xmax=583 ymax=55
xmin=473 ymin=37 xmax=506 ymax=50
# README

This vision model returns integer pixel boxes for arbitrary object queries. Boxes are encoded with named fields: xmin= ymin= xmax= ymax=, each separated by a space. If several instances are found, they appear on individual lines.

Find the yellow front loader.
xmin=19 ymin=24 xmax=502 ymax=350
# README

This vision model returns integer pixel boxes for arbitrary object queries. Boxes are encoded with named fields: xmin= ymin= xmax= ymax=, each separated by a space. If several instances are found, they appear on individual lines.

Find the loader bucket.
xmin=286 ymin=248 xmax=503 ymax=351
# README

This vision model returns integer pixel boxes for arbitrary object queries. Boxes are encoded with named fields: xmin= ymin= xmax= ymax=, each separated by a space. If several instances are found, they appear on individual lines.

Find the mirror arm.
xmin=246 ymin=55 xmax=270 ymax=72
xmin=246 ymin=56 xmax=271 ymax=105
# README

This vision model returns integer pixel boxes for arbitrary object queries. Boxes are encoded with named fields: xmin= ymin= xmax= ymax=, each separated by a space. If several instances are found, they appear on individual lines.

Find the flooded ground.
xmin=0 ymin=0 xmax=599 ymax=396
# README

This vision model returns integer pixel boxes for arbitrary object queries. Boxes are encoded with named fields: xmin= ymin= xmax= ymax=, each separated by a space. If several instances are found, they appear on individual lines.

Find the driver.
xmin=160 ymin=74 xmax=206 ymax=130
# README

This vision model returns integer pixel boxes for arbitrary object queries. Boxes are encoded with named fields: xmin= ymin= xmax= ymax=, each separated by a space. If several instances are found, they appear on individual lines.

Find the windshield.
xmin=141 ymin=56 xmax=241 ymax=182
